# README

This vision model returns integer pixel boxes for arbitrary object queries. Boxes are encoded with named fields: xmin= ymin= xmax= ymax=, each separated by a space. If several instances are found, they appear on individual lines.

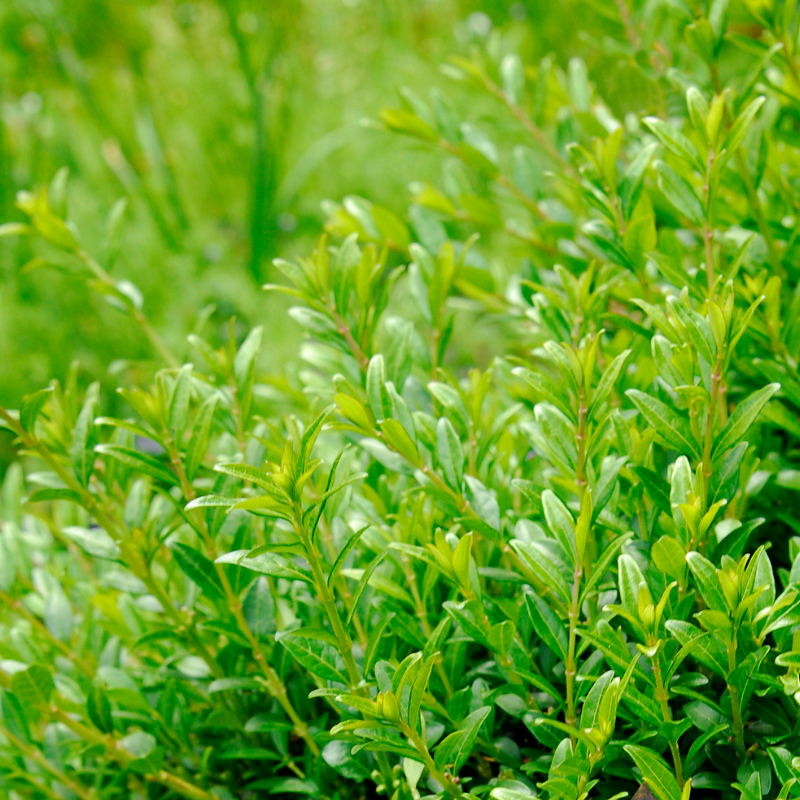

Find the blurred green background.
xmin=0 ymin=0 xmax=638 ymax=408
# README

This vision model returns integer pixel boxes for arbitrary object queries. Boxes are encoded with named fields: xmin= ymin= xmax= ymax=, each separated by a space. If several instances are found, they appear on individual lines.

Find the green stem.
xmin=651 ymin=652 xmax=685 ymax=787
xmin=703 ymin=222 xmax=715 ymax=295
xmin=565 ymin=561 xmax=582 ymax=731
xmin=727 ymin=631 xmax=746 ymax=761
xmin=0 ymin=587 xmax=94 ymax=676
xmin=576 ymin=391 xmax=588 ymax=498
xmin=701 ymin=353 xmax=724 ymax=516
xmin=300 ymin=525 xmax=361 ymax=688
xmin=1 ymin=725 xmax=97 ymax=800
xmin=78 ymin=249 xmax=179 ymax=368
xmin=401 ymin=721 xmax=462 ymax=798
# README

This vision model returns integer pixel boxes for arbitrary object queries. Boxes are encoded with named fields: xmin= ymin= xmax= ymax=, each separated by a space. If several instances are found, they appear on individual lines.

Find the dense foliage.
xmin=3 ymin=2 xmax=800 ymax=800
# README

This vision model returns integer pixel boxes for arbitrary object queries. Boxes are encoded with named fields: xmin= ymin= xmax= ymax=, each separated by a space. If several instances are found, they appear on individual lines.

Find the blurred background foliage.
xmin=0 ymin=0 xmax=653 ymax=407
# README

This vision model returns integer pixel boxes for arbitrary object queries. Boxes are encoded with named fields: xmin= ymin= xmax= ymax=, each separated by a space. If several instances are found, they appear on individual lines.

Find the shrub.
xmin=2 ymin=3 xmax=800 ymax=800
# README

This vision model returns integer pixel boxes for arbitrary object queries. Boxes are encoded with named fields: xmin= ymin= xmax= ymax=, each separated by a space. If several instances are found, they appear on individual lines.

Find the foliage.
xmin=0 ymin=0 xmax=493 ymax=405
xmin=3 ymin=2 xmax=800 ymax=800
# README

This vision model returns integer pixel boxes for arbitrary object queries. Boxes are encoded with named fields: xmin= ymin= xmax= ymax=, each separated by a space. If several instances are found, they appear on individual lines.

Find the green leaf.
xmin=208 ymin=677 xmax=264 ymax=693
xmin=643 ymin=117 xmax=702 ymax=171
xmin=27 ymin=488 xmax=82 ymax=504
xmin=94 ymin=444 xmax=179 ymax=485
xmin=589 ymin=349 xmax=631 ymax=420
xmin=243 ymin=576 xmax=276 ymax=638
xmin=653 ymin=160 xmax=704 ymax=225
xmin=525 ymin=592 xmax=567 ymax=661
xmin=408 ymin=652 xmax=438 ymax=735
xmin=234 ymin=326 xmax=263 ymax=387
xmin=87 ymin=685 xmax=114 ymax=733
xmin=500 ymin=53 xmax=525 ymax=104
xmin=713 ymin=383 xmax=779 ymax=457
xmin=624 ymin=744 xmax=681 ymax=800
xmin=10 ymin=665 xmax=54 ymax=710
xmin=275 ymin=631 xmax=347 ymax=683
xmin=380 ymin=108 xmax=438 ymax=141
xmin=666 ymin=621 xmax=727 ymax=678
xmin=711 ymin=517 xmax=764 ymax=562
xmin=2 ymin=692 xmax=30 ymax=742
xmin=62 ymin=526 xmax=121 ymax=559
xmin=581 ymin=533 xmax=632 ymax=604
xmin=686 ymin=551 xmax=726 ymax=612
xmin=542 ymin=489 xmax=576 ymax=560
xmin=618 ymin=554 xmax=646 ymax=619
xmin=651 ymin=536 xmax=687 ymax=581
xmin=620 ymin=141 xmax=658 ymax=219
xmin=631 ymin=466 xmax=672 ymax=517
xmin=364 ymin=612 xmax=394 ymax=677
xmin=723 ymin=95 xmax=766 ymax=156
xmin=168 ymin=364 xmax=193 ymax=443
xmin=511 ymin=540 xmax=571 ymax=602
xmin=119 ymin=731 xmax=164 ymax=774
xmin=464 ymin=475 xmax=500 ymax=533
xmin=19 ymin=386 xmax=53 ymax=433
xmin=667 ymin=297 xmax=716 ymax=366
xmin=172 ymin=543 xmax=225 ymax=601
xmin=71 ymin=382 xmax=99 ymax=487
xmin=212 ymin=462 xmax=278 ymax=493
xmin=185 ymin=395 xmax=217 ymax=480
xmin=626 ymin=389 xmax=700 ymax=459
xmin=434 ymin=706 xmax=491 ymax=775
xmin=346 ymin=551 xmax=389 ymax=626
xmin=380 ymin=418 xmax=419 ymax=464
xmin=44 ymin=582 xmax=73 ymax=641
xmin=328 ymin=525 xmax=371 ymax=587
xmin=216 ymin=550 xmax=312 ymax=583
xmin=184 ymin=494 xmax=239 ymax=510
xmin=437 ymin=417 xmax=464 ymax=489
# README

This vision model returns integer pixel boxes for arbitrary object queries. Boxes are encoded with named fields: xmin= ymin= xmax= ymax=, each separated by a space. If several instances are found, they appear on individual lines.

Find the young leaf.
xmin=713 ymin=383 xmax=779 ymax=457
xmin=624 ymin=744 xmax=681 ymax=800
xmin=434 ymin=706 xmax=491 ymax=775
xmin=626 ymin=390 xmax=700 ymax=459
xmin=172 ymin=543 xmax=225 ymax=601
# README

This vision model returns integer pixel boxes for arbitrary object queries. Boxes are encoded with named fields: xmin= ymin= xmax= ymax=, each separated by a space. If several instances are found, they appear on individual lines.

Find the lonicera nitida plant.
xmin=4 ymin=2 xmax=800 ymax=799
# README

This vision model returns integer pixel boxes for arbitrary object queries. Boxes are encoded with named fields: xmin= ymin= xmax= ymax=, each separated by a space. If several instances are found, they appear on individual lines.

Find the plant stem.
xmin=401 ymin=721 xmax=462 ymax=798
xmin=480 ymin=76 xmax=574 ymax=175
xmin=293 ymin=511 xmax=394 ymax=789
xmin=576 ymin=390 xmax=588 ymax=497
xmin=727 ymin=630 xmax=746 ymax=761
xmin=298 ymin=519 xmax=362 ymax=688
xmin=1 ymin=725 xmax=97 ymax=800
xmin=703 ymin=223 xmax=715 ymax=295
xmin=330 ymin=304 xmax=370 ymax=371
xmin=651 ymin=652 xmax=685 ymax=787
xmin=565 ymin=561 xmax=583 ymax=731
xmin=701 ymin=353 xmax=724 ymax=515
xmin=78 ymin=249 xmax=179 ymax=368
